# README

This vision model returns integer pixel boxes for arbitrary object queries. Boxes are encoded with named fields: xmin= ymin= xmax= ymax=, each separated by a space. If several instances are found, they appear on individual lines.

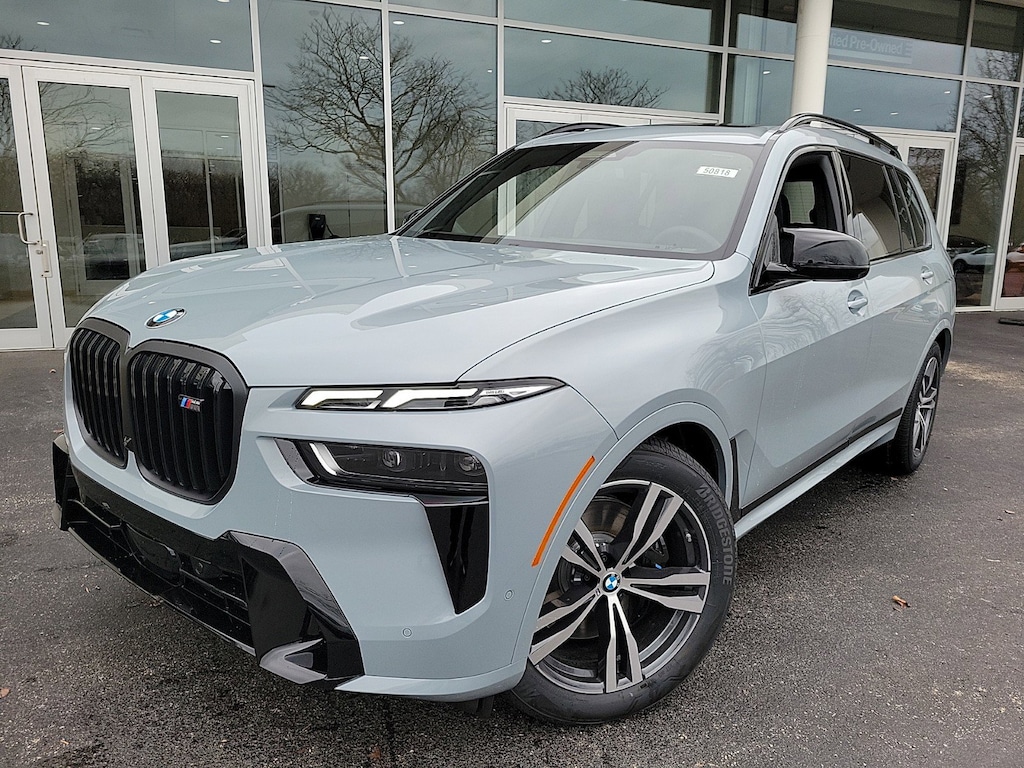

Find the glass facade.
xmin=5 ymin=0 xmax=1024 ymax=349
xmin=260 ymin=1 xmax=387 ymax=241
xmin=0 ymin=0 xmax=253 ymax=71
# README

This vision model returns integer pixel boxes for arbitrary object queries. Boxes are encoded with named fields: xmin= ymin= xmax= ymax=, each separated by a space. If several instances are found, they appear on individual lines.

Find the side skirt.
xmin=734 ymin=417 xmax=899 ymax=540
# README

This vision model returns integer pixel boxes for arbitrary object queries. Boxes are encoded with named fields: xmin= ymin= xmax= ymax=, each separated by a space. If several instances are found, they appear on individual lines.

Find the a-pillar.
xmin=790 ymin=0 xmax=834 ymax=115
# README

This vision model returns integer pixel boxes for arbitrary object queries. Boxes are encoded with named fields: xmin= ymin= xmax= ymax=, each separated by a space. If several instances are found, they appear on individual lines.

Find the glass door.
xmin=142 ymin=78 xmax=260 ymax=265
xmin=0 ymin=65 xmax=55 ymax=349
xmin=22 ymin=67 xmax=157 ymax=346
xmin=20 ymin=68 xmax=261 ymax=347
xmin=994 ymin=146 xmax=1024 ymax=310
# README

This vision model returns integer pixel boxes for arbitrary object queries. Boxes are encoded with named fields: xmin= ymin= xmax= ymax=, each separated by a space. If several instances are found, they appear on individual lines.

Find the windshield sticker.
xmin=696 ymin=166 xmax=739 ymax=178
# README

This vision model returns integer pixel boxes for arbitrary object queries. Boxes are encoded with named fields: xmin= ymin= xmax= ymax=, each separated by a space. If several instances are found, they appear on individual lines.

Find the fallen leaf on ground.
xmin=892 ymin=595 xmax=909 ymax=609
xmin=1006 ymin=510 xmax=1017 ymax=515
xmin=368 ymin=745 xmax=383 ymax=762
xmin=0 ymin=687 xmax=10 ymax=698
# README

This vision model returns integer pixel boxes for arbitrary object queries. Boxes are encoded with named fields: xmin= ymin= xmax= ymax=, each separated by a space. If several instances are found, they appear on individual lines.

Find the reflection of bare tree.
xmin=955 ymin=52 xmax=1016 ymax=206
xmin=949 ymin=51 xmax=1015 ymax=247
xmin=542 ymin=68 xmax=666 ymax=108
xmin=266 ymin=13 xmax=493 ymax=204
xmin=0 ymin=36 xmax=24 ymax=161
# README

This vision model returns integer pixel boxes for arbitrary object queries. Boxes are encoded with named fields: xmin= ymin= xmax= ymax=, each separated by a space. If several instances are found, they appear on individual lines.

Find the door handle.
xmin=847 ymin=291 xmax=868 ymax=313
xmin=921 ymin=267 xmax=935 ymax=284
xmin=17 ymin=211 xmax=39 ymax=245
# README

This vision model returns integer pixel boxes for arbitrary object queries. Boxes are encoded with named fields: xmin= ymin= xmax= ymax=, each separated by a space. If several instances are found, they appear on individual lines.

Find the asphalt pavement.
xmin=1 ymin=312 xmax=1022 ymax=768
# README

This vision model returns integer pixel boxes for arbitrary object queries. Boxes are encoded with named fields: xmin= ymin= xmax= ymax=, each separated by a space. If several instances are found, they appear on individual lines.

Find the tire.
xmin=509 ymin=439 xmax=735 ymax=724
xmin=885 ymin=342 xmax=943 ymax=475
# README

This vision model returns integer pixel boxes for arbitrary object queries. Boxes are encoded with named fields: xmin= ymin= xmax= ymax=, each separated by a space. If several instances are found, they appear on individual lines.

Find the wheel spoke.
xmin=529 ymin=588 xmax=601 ymax=664
xmin=570 ymin=518 xmax=605 ymax=574
xmin=612 ymin=482 xmax=683 ymax=570
xmin=604 ymin=595 xmax=642 ymax=692
xmin=622 ymin=566 xmax=709 ymax=613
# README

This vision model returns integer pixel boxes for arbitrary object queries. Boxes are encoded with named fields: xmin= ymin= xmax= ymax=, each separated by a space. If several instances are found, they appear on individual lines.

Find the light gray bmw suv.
xmin=53 ymin=115 xmax=954 ymax=724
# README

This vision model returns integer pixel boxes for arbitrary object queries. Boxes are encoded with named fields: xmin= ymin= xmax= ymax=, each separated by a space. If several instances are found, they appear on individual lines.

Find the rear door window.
xmin=842 ymin=154 xmax=903 ymax=260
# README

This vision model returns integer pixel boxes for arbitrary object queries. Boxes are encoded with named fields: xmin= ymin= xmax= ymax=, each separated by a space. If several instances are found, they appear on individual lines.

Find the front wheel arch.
xmin=509 ymin=439 xmax=735 ymax=724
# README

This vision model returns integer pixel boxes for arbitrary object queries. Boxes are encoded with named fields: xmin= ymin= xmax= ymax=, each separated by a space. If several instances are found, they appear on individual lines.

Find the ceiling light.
xmin=853 ymin=108 xmax=862 ymax=112
xmin=359 ymin=55 xmax=369 ymax=60
xmin=36 ymin=20 xmax=50 ymax=26
xmin=393 ymin=19 xmax=405 ymax=25
xmin=486 ymin=68 xmax=493 ymax=73
xmin=210 ymin=38 xmax=222 ymax=44
xmin=943 ymin=90 xmax=951 ymax=94
xmin=890 ymin=111 xmax=899 ymax=115
xmin=541 ymin=38 xmax=552 ymax=43
xmin=762 ymin=70 xmax=771 ymax=75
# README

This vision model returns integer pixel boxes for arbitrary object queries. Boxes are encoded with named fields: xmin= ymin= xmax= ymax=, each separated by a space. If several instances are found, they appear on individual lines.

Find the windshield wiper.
xmin=414 ymin=229 xmax=487 ymax=242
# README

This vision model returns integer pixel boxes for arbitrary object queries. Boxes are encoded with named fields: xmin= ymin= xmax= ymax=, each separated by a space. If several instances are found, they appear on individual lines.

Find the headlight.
xmin=287 ymin=440 xmax=487 ymax=495
xmin=296 ymin=379 xmax=564 ymax=411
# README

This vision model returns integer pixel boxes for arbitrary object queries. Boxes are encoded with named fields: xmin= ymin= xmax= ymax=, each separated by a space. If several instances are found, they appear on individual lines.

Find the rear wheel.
xmin=510 ymin=440 xmax=734 ymax=724
xmin=885 ymin=342 xmax=943 ymax=475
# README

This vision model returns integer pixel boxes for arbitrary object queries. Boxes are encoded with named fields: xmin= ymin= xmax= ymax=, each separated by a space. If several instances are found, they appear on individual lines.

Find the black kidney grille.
xmin=69 ymin=328 xmax=126 ymax=464
xmin=128 ymin=351 xmax=236 ymax=500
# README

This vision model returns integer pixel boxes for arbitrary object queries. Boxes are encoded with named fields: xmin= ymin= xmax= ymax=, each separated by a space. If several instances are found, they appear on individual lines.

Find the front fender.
xmin=509 ymin=401 xmax=734 ymax=668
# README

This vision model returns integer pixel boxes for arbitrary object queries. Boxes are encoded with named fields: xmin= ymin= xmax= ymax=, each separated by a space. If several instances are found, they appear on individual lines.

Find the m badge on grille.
xmin=179 ymin=395 xmax=203 ymax=413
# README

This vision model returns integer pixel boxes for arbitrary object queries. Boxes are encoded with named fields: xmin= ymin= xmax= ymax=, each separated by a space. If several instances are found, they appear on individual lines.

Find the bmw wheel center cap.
xmin=602 ymin=572 xmax=621 ymax=593
xmin=146 ymin=308 xmax=186 ymax=328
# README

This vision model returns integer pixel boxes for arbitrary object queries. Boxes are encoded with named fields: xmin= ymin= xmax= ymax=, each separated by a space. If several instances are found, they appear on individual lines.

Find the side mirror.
xmin=763 ymin=227 xmax=870 ymax=283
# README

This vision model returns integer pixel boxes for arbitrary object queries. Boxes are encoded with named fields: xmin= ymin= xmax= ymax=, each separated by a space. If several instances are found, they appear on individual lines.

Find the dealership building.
xmin=1 ymin=0 xmax=1022 ymax=350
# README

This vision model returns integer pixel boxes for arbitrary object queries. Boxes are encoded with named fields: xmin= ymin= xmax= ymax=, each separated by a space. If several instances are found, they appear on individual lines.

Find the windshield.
xmin=401 ymin=140 xmax=760 ymax=258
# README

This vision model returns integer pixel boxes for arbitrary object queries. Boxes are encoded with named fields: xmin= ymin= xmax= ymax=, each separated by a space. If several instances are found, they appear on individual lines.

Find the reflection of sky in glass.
xmin=391 ymin=14 xmax=496 ymax=105
xmin=726 ymin=57 xmax=793 ymax=126
xmin=505 ymin=28 xmax=717 ymax=114
xmin=824 ymin=68 xmax=959 ymax=132
xmin=967 ymin=1 xmax=1024 ymax=81
xmin=400 ymin=0 xmax=496 ymax=16
xmin=390 ymin=14 xmax=496 ymax=206
xmin=829 ymin=28 xmax=963 ymax=75
xmin=730 ymin=0 xmax=795 ymax=54
xmin=506 ymin=0 xmax=720 ymax=45
xmin=260 ymin=2 xmax=380 ymax=90
xmin=829 ymin=0 xmax=967 ymax=75
xmin=0 ymin=0 xmax=252 ymax=70
xmin=259 ymin=1 xmax=386 ymax=239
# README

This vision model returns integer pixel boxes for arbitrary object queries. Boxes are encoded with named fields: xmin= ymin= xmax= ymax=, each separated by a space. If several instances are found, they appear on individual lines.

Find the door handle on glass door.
xmin=17 ymin=211 xmax=39 ymax=245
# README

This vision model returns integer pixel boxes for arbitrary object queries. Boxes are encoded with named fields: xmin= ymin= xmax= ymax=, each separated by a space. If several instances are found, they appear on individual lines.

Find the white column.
xmin=790 ymin=0 xmax=834 ymax=115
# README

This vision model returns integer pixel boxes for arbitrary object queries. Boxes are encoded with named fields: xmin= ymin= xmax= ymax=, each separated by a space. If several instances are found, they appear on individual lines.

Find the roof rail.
xmin=534 ymin=122 xmax=619 ymax=138
xmin=776 ymin=113 xmax=901 ymax=159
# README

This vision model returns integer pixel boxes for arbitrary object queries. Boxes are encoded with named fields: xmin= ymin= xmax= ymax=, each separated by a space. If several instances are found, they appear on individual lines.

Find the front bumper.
xmin=53 ymin=434 xmax=364 ymax=687
xmin=56 ymin=372 xmax=617 ymax=700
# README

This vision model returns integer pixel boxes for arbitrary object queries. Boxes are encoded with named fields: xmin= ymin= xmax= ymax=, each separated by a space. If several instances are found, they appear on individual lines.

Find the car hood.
xmin=86 ymin=236 xmax=715 ymax=386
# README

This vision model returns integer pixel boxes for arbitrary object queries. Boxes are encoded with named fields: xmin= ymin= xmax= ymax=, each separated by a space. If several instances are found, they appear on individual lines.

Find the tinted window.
xmin=843 ymin=154 xmax=902 ymax=259
xmin=891 ymin=169 xmax=931 ymax=251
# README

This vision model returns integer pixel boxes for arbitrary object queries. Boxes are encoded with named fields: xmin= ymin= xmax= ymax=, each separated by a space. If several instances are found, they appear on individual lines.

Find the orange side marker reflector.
xmin=531 ymin=456 xmax=596 ymax=567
